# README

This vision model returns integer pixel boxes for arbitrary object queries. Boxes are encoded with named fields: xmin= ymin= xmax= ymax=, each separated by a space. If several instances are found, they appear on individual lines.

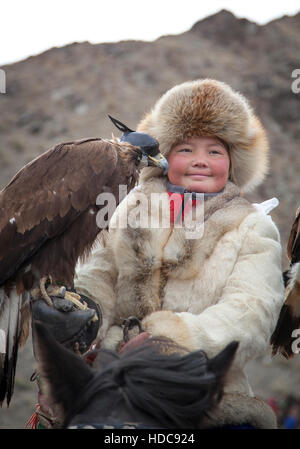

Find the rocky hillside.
xmin=0 ymin=9 xmax=300 ymax=428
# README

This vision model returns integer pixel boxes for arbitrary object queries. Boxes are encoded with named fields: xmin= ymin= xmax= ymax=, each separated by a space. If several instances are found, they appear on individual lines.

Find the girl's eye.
xmin=178 ymin=148 xmax=192 ymax=153
xmin=209 ymin=149 xmax=223 ymax=155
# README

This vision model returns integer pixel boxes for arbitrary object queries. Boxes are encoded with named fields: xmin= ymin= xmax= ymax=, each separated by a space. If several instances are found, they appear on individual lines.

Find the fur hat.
xmin=137 ymin=79 xmax=269 ymax=192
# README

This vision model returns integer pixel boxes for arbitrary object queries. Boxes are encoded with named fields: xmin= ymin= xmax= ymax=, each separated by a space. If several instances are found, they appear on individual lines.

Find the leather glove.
xmin=31 ymin=291 xmax=102 ymax=354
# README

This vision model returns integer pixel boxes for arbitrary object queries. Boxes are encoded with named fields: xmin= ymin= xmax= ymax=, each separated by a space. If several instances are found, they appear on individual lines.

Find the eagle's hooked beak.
xmin=146 ymin=152 xmax=169 ymax=174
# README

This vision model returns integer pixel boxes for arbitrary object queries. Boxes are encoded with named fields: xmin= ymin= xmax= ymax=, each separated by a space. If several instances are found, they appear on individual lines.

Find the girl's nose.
xmin=192 ymin=157 xmax=209 ymax=167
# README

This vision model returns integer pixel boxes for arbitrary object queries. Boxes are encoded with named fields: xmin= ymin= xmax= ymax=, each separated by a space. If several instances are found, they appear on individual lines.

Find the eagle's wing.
xmin=0 ymin=138 xmax=120 ymax=405
xmin=0 ymin=138 xmax=118 ymax=285
xmin=271 ymin=207 xmax=300 ymax=358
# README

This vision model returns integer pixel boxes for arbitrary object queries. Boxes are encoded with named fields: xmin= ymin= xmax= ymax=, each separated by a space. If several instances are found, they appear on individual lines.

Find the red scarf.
xmin=167 ymin=191 xmax=201 ymax=224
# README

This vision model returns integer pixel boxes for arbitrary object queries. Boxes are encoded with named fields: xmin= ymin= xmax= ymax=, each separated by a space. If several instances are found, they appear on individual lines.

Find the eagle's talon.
xmin=42 ymin=279 xmax=68 ymax=307
xmin=39 ymin=276 xmax=53 ymax=307
xmin=64 ymin=291 xmax=98 ymax=322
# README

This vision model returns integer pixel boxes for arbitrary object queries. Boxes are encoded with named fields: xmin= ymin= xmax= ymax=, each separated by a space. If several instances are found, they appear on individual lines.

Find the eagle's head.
xmin=108 ymin=115 xmax=169 ymax=174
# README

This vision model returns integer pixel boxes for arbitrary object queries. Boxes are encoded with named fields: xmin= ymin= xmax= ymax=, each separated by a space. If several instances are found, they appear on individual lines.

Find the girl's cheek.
xmin=168 ymin=157 xmax=186 ymax=173
xmin=214 ymin=159 xmax=230 ymax=176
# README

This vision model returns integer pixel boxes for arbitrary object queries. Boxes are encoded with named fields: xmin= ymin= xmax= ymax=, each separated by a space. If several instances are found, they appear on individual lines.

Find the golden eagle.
xmin=271 ymin=206 xmax=300 ymax=358
xmin=0 ymin=116 xmax=168 ymax=405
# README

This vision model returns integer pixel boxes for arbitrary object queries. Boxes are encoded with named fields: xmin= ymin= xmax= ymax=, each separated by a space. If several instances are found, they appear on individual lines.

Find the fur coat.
xmin=75 ymin=176 xmax=284 ymax=429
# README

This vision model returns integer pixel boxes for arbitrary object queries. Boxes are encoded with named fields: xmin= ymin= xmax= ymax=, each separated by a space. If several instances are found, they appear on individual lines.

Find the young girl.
xmin=75 ymin=79 xmax=285 ymax=428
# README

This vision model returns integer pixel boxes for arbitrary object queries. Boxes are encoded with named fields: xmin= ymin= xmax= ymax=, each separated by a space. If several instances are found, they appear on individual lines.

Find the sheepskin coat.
xmin=75 ymin=177 xmax=284 ymax=429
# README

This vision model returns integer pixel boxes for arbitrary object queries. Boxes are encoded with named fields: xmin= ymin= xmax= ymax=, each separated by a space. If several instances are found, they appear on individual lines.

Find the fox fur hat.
xmin=137 ymin=79 xmax=269 ymax=192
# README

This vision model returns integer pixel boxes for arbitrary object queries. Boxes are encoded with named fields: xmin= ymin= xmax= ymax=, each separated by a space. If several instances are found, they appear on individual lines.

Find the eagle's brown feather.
xmin=1 ymin=138 xmax=118 ymax=234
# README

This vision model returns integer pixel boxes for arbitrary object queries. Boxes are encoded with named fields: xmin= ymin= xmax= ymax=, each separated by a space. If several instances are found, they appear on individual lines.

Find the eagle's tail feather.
xmin=0 ymin=287 xmax=23 ymax=406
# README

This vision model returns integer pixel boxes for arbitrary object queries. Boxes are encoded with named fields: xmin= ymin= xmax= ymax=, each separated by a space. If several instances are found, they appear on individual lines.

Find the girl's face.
xmin=167 ymin=136 xmax=230 ymax=193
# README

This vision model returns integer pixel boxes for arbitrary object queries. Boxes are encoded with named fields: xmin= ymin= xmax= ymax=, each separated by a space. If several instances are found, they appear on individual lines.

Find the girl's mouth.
xmin=187 ymin=174 xmax=211 ymax=178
